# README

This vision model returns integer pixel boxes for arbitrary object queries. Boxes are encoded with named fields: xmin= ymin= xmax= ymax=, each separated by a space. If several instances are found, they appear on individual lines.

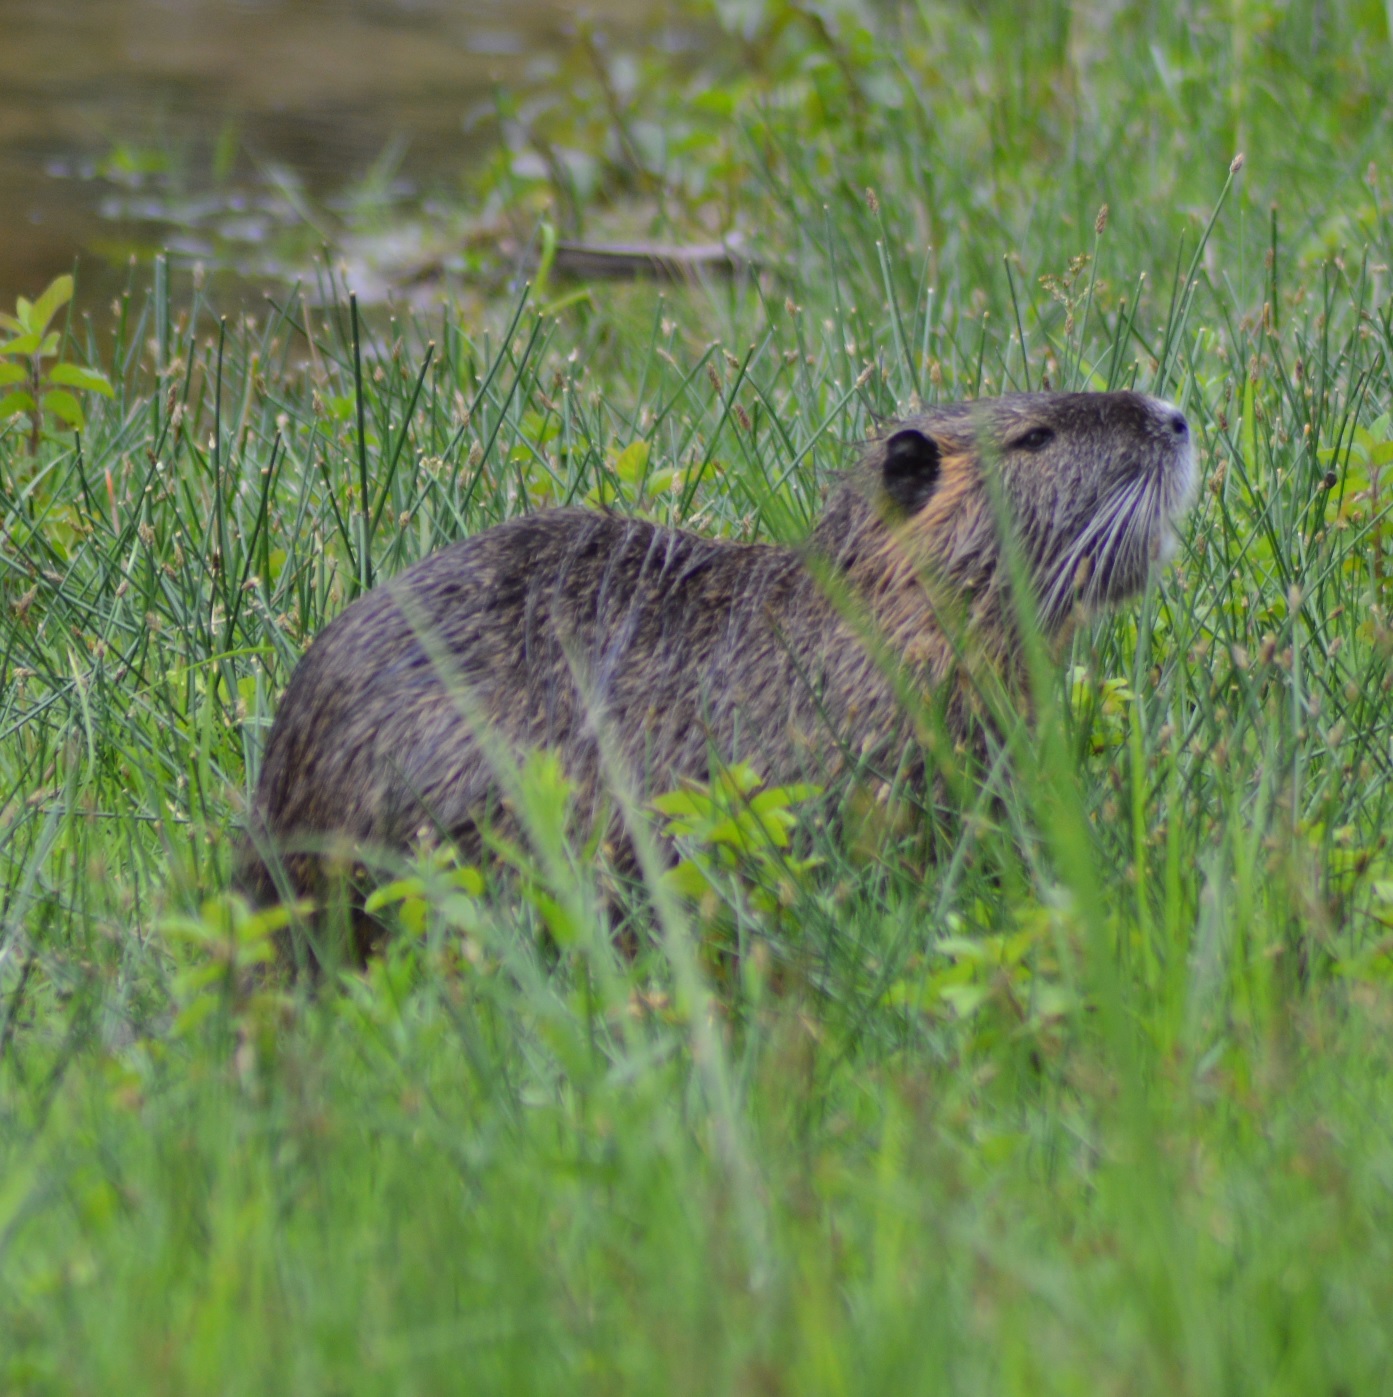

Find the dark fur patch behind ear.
xmin=882 ymin=428 xmax=941 ymax=513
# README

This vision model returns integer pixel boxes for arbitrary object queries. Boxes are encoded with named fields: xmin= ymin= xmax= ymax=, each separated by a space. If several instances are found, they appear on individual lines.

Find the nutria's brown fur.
xmin=239 ymin=391 xmax=1195 ymax=955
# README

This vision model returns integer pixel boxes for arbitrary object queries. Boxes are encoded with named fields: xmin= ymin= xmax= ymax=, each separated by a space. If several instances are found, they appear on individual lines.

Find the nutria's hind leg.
xmin=233 ymin=805 xmax=283 ymax=909
xmin=234 ymin=817 xmax=379 ymax=976
xmin=443 ymin=814 xmax=487 ymax=870
xmin=235 ymin=816 xmax=320 ymax=971
xmin=313 ymin=860 xmax=385 ymax=969
xmin=322 ymin=816 xmax=489 ymax=972
xmin=256 ymin=856 xmax=363 ymax=977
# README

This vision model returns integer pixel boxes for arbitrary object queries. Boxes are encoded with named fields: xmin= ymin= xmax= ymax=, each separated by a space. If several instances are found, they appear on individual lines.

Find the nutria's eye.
xmin=881 ymin=428 xmax=941 ymax=514
xmin=1011 ymin=426 xmax=1056 ymax=452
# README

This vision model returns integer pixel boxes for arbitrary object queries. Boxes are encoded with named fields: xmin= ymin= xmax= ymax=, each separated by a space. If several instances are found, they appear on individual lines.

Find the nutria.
xmin=239 ymin=390 xmax=1195 ymax=956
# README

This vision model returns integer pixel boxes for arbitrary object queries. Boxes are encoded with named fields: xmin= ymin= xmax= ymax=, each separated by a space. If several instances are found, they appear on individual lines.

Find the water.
xmin=0 ymin=0 xmax=665 ymax=309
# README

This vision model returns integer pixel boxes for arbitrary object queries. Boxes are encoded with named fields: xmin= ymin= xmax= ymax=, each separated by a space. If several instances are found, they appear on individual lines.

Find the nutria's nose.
xmin=1168 ymin=410 xmax=1190 ymax=438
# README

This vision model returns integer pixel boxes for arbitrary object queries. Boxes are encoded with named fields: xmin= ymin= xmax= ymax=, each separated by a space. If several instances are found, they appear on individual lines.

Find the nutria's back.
xmin=239 ymin=390 xmax=1196 ymax=943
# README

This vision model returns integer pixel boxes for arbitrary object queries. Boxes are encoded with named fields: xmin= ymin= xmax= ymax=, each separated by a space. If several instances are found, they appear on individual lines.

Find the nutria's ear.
xmin=881 ymin=428 xmax=941 ymax=514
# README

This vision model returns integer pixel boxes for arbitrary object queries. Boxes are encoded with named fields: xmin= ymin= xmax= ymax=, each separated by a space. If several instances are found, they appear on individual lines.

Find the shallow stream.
xmin=0 ymin=0 xmax=662 ymax=309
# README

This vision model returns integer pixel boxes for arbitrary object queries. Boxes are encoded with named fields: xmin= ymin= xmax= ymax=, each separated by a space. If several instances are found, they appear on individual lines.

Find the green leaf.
xmin=395 ymin=894 xmax=429 ymax=937
xmin=940 ymin=983 xmax=992 ymax=1018
xmin=663 ymin=860 xmax=715 ymax=899
xmin=0 ymin=363 xmax=27 ymax=387
xmin=937 ymin=936 xmax=990 ymax=963
xmin=749 ymin=783 xmax=820 ymax=813
xmin=0 ymin=332 xmax=42 ymax=357
xmin=529 ymin=888 xmax=580 ymax=946
xmin=612 ymin=439 xmax=650 ymax=484
xmin=28 ymin=274 xmax=74 ymax=337
xmin=0 ymin=390 xmax=37 ymax=419
xmin=713 ymin=763 xmax=763 ymax=797
xmin=38 ymin=332 xmax=60 ymax=359
xmin=517 ymin=409 xmax=561 ymax=448
xmin=653 ymin=788 xmax=706 ymax=818
xmin=449 ymin=865 xmax=486 ymax=897
xmin=365 ymin=877 xmax=428 ymax=913
xmin=41 ymin=389 xmax=85 ymax=427
xmin=705 ymin=816 xmax=747 ymax=847
xmin=47 ymin=363 xmax=114 ymax=397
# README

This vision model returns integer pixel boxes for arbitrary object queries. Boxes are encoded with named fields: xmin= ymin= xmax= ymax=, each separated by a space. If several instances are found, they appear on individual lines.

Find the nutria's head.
xmin=828 ymin=390 xmax=1197 ymax=639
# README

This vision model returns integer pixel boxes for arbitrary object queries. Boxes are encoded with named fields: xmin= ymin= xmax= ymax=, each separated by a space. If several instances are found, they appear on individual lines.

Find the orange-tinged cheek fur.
xmin=911 ymin=460 xmax=979 ymax=557
xmin=864 ymin=451 xmax=1082 ymax=668
xmin=871 ymin=455 xmax=985 ymax=597
xmin=855 ymin=456 xmax=1016 ymax=676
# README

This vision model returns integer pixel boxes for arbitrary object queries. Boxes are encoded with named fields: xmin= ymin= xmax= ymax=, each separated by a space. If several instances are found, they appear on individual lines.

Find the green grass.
xmin=4 ymin=0 xmax=1393 ymax=1390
